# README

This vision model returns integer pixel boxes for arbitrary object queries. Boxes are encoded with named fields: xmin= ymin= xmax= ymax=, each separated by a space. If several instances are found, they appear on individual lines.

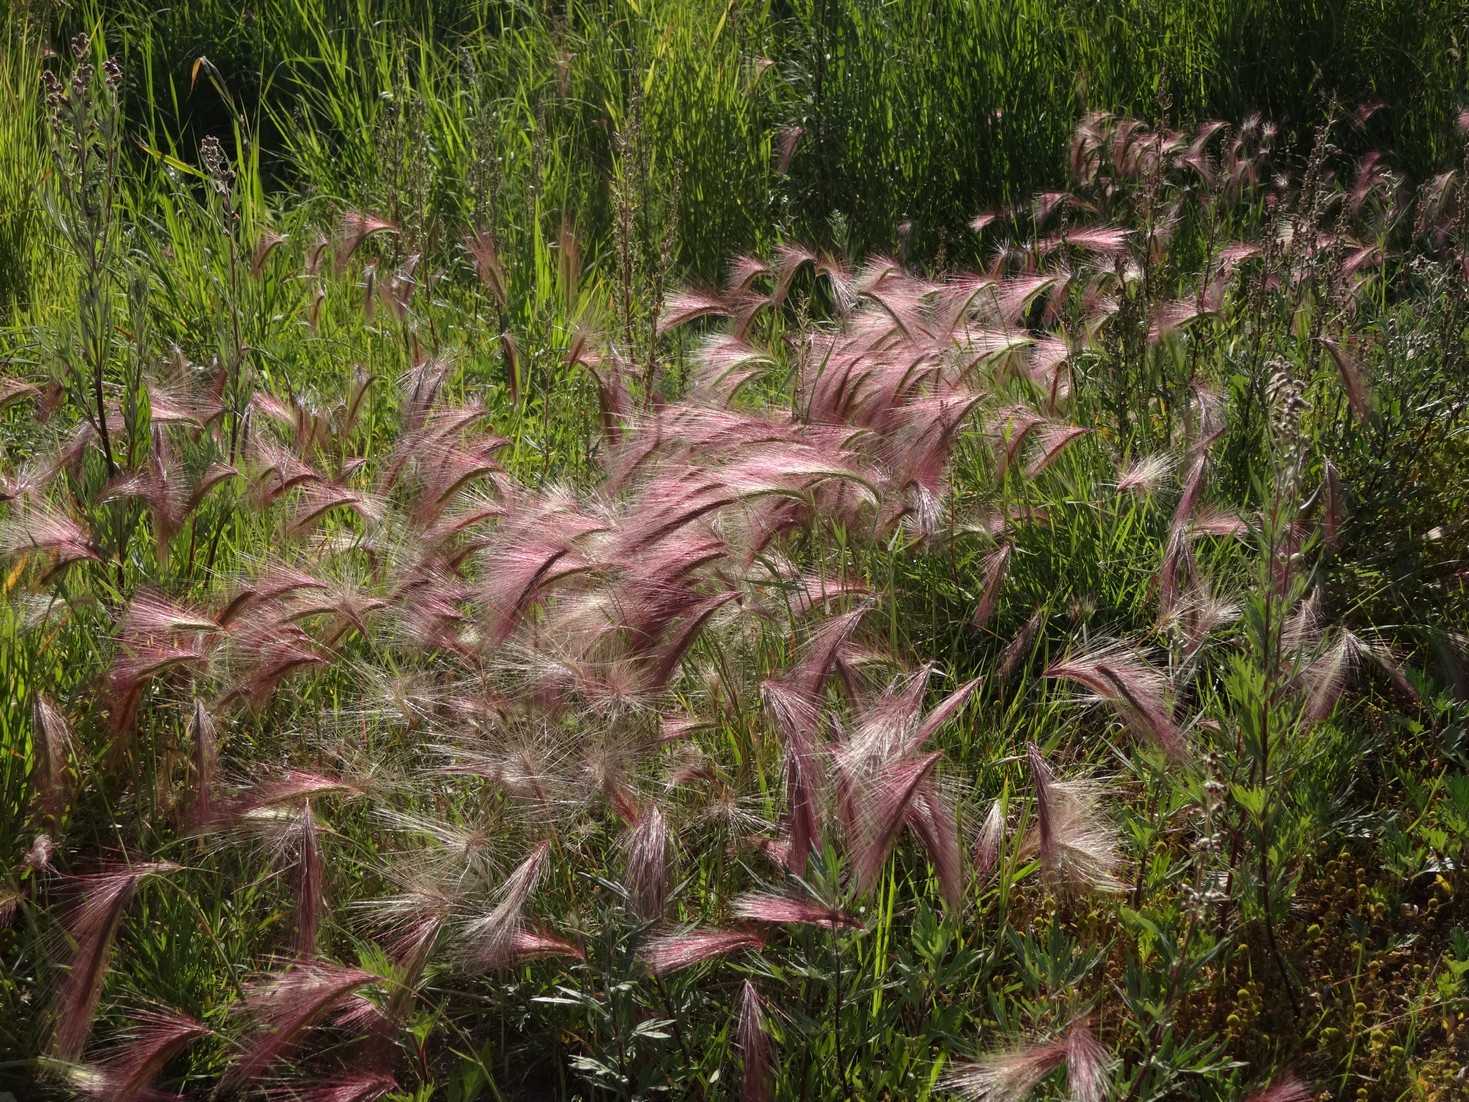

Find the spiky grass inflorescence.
xmin=475 ymin=498 xmax=605 ymax=648
xmin=217 ymin=616 xmax=328 ymax=711
xmin=972 ymin=544 xmax=1013 ymax=628
xmin=186 ymin=699 xmax=219 ymax=829
xmin=63 ymin=1008 xmax=210 ymax=1102
xmin=760 ymin=680 xmax=828 ymax=877
xmin=1165 ymin=579 xmax=1240 ymax=657
xmin=1024 ymin=425 xmax=1090 ymax=479
xmin=1060 ymin=1019 xmax=1111 ymax=1102
xmin=837 ymin=748 xmax=943 ymax=895
xmin=1241 ymin=1075 xmax=1313 ymax=1102
xmin=1318 ymin=336 xmax=1370 ymax=418
xmin=973 ymin=798 xmax=1006 ymax=881
xmin=1299 ymin=631 xmax=1359 ymax=722
xmin=217 ymin=563 xmax=330 ymax=628
xmin=658 ymin=287 xmax=735 ymax=334
xmin=1170 ymin=454 xmax=1208 ymax=532
xmin=0 ymin=885 xmax=21 ymax=930
xmin=1043 ymin=645 xmax=1185 ymax=757
xmin=756 ymin=602 xmax=883 ymax=875
xmin=1022 ymin=746 xmax=1125 ymax=895
xmin=275 ymin=1072 xmax=399 ymax=1102
xmin=1357 ymin=633 xmax=1420 ymax=706
xmin=335 ymin=211 xmax=396 ymax=274
xmin=31 ymin=694 xmax=73 ymax=824
xmin=509 ymin=929 xmax=584 ymax=962
xmin=999 ymin=609 xmax=1046 ymax=685
xmin=225 ymin=964 xmax=379 ymax=1088
xmin=355 ymin=883 xmax=454 ymax=1028
xmin=642 ymin=927 xmax=766 ymax=974
xmin=1116 ymin=453 xmax=1173 ymax=495
xmin=736 ymin=980 xmax=772 ymax=1102
xmin=293 ymin=801 xmax=326 ymax=958
xmin=234 ymin=770 xmax=362 ymax=813
xmin=730 ymin=891 xmax=862 ymax=930
xmin=907 ymin=776 xmax=966 ymax=908
xmin=457 ymin=841 xmax=550 ymax=971
xmin=792 ymin=605 xmax=876 ymax=702
xmin=0 ymin=503 xmax=101 ymax=569
xmin=939 ymin=1037 xmax=1066 ymax=1101
xmin=26 ymin=832 xmax=57 ymax=873
xmin=1322 ymin=457 xmax=1343 ymax=550
xmin=51 ymin=863 xmax=180 ymax=1062
xmin=907 ymin=676 xmax=983 ymax=753
xmin=105 ymin=637 xmax=211 ymax=740
xmin=940 ymin=1019 xmax=1108 ymax=1102
xmin=623 ymin=805 xmax=671 ymax=921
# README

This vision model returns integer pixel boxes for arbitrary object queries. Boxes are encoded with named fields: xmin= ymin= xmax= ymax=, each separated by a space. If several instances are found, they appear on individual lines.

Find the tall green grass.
xmin=28 ymin=0 xmax=1469 ymax=285
xmin=0 ymin=8 xmax=48 ymax=316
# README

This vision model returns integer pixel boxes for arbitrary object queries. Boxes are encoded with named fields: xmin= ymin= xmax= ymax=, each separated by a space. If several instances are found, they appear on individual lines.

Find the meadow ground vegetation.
xmin=3 ymin=3 xmax=1469 ymax=1100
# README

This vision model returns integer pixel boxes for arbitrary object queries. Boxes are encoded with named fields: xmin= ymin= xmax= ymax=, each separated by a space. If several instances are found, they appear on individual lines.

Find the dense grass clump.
xmin=2 ymin=6 xmax=1469 ymax=1102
